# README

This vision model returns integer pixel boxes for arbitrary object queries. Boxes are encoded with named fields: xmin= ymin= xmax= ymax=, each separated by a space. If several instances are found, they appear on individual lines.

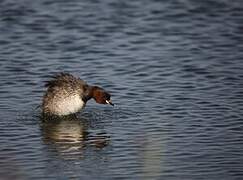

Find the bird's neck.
xmin=82 ymin=86 xmax=100 ymax=102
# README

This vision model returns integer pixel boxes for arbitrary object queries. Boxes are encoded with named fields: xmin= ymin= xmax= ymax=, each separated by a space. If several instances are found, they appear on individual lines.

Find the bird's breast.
xmin=54 ymin=94 xmax=85 ymax=116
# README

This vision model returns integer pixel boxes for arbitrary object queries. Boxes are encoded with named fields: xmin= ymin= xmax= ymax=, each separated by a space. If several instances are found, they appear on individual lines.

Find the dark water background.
xmin=0 ymin=0 xmax=243 ymax=179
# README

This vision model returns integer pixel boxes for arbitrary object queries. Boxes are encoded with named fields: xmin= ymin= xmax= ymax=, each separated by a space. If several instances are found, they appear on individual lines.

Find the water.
xmin=0 ymin=0 xmax=243 ymax=179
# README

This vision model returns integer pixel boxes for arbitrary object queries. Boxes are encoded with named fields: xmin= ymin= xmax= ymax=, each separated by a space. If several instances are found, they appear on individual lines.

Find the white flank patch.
xmin=55 ymin=94 xmax=85 ymax=115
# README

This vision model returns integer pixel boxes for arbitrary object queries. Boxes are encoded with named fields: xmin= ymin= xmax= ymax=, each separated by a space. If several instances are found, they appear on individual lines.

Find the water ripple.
xmin=0 ymin=0 xmax=243 ymax=179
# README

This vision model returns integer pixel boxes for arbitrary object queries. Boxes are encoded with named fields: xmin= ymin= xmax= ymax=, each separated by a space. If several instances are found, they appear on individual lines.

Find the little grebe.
xmin=42 ymin=73 xmax=113 ymax=116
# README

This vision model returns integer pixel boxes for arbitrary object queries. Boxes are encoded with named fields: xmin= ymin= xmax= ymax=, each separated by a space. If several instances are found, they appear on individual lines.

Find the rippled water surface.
xmin=1 ymin=0 xmax=243 ymax=179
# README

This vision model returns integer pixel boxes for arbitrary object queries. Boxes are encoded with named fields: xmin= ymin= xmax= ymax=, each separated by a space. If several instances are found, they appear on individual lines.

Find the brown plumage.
xmin=42 ymin=73 xmax=114 ymax=116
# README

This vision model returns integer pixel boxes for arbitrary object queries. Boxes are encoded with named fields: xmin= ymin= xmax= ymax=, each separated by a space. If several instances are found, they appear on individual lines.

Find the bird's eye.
xmin=103 ymin=93 xmax=110 ymax=100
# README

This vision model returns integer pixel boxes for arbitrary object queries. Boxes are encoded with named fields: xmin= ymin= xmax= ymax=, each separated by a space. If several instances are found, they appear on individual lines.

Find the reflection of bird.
xmin=42 ymin=117 xmax=86 ymax=145
xmin=42 ymin=73 xmax=114 ymax=116
xmin=41 ymin=117 xmax=109 ymax=155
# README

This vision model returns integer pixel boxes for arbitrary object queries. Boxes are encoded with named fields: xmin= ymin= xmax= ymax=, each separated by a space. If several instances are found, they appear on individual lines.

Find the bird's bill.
xmin=106 ymin=100 xmax=114 ymax=106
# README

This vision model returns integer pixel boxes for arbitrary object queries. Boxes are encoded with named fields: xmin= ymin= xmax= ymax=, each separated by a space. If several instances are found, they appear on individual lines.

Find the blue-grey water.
xmin=0 ymin=0 xmax=243 ymax=179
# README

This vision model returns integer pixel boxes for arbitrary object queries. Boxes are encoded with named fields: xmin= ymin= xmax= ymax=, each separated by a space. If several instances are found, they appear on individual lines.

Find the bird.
xmin=42 ymin=73 xmax=114 ymax=116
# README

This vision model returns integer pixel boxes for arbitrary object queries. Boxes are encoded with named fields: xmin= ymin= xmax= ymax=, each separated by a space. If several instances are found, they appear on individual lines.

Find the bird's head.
xmin=92 ymin=86 xmax=114 ymax=106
